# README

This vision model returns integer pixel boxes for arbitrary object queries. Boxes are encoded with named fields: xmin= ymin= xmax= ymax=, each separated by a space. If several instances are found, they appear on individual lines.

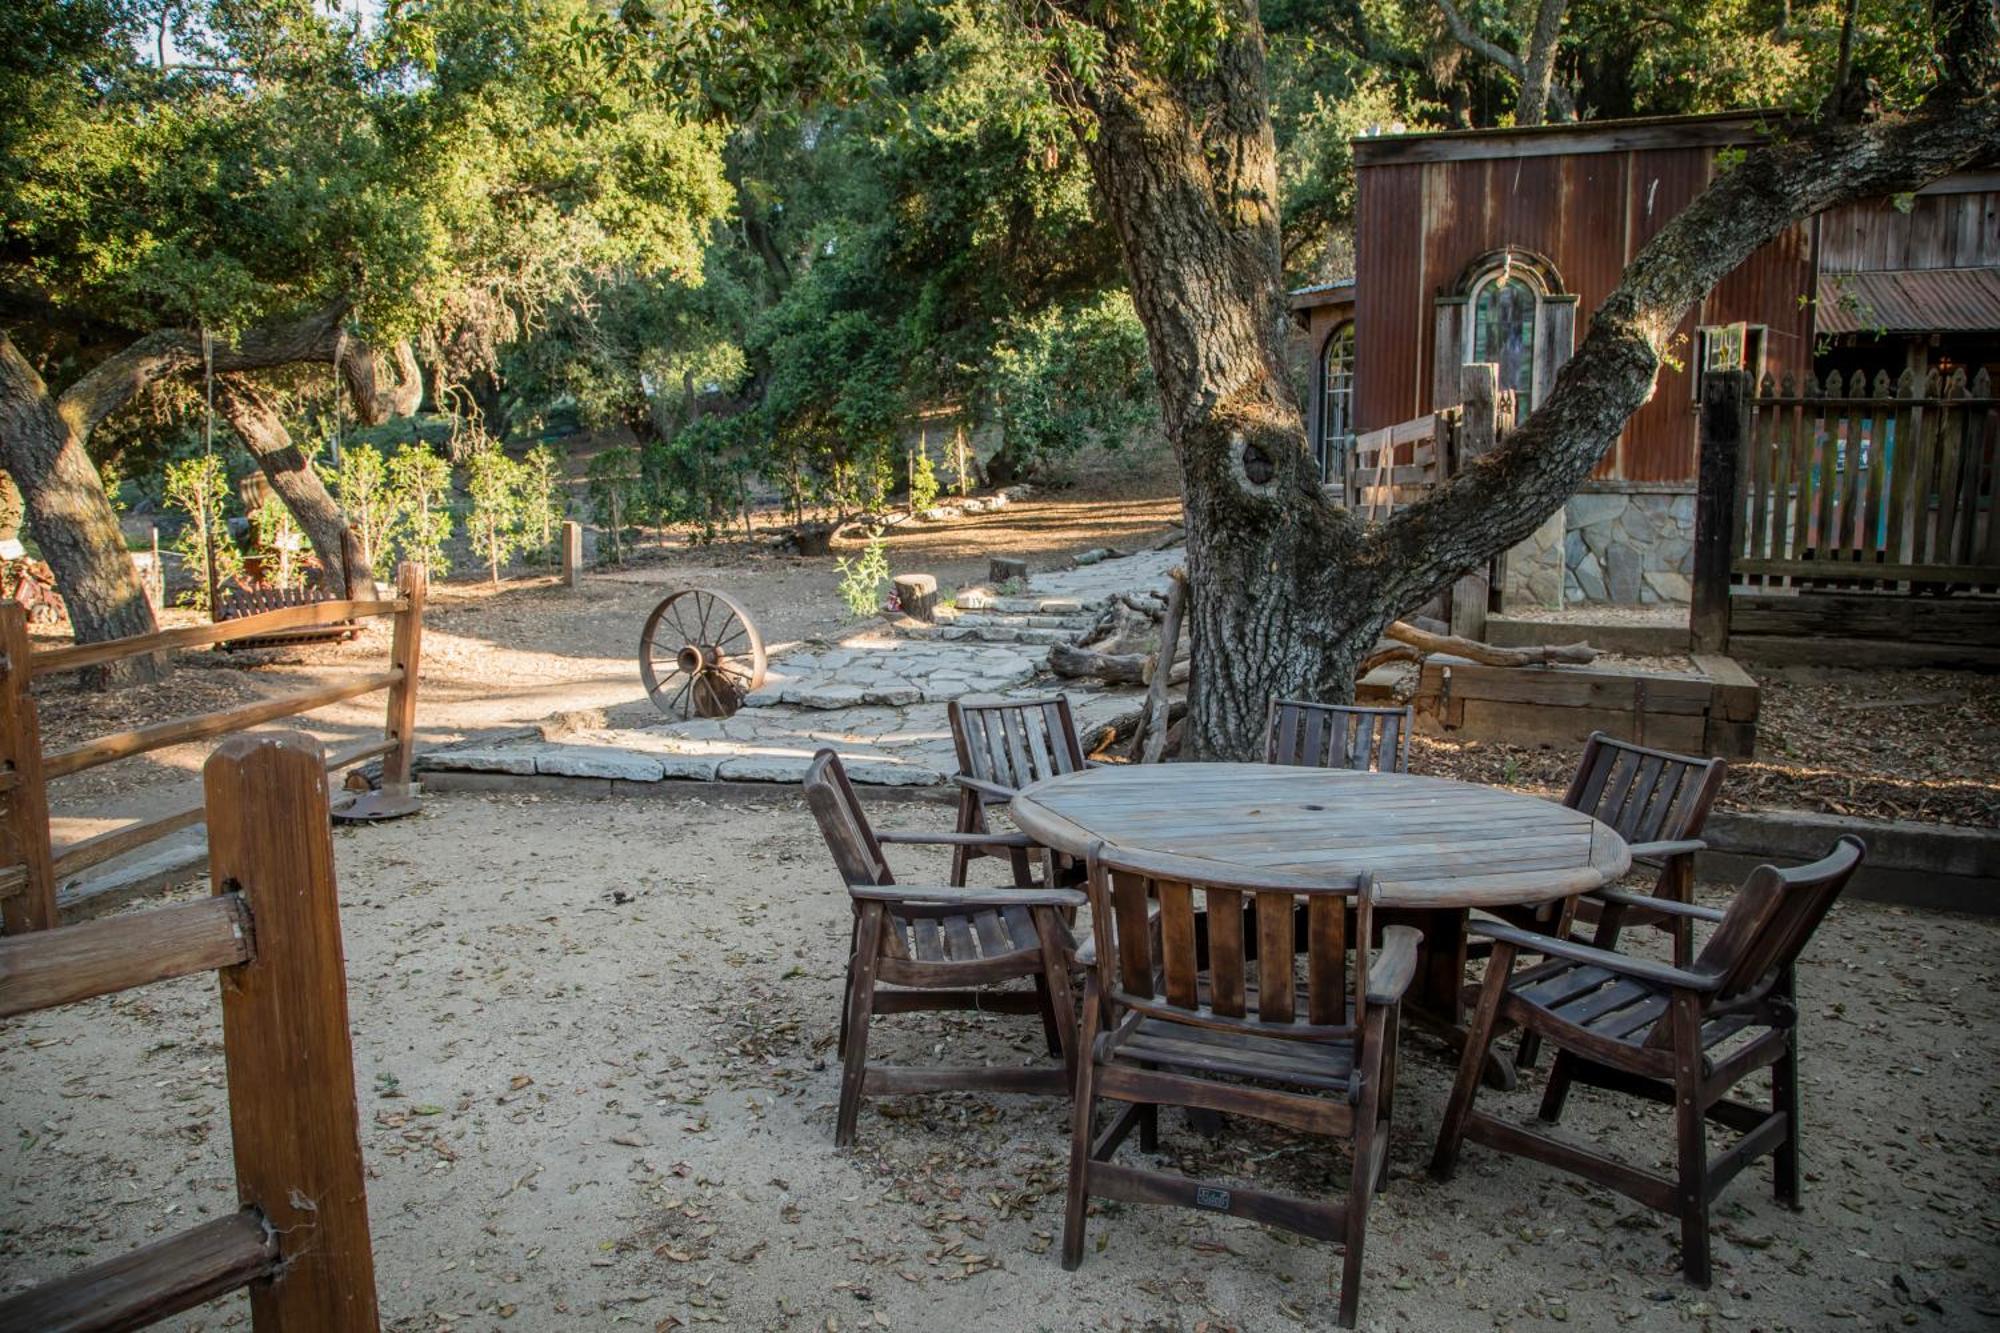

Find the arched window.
xmin=1434 ymin=249 xmax=1575 ymax=414
xmin=1318 ymin=322 xmax=1356 ymax=481
xmin=1469 ymin=271 xmax=1539 ymax=399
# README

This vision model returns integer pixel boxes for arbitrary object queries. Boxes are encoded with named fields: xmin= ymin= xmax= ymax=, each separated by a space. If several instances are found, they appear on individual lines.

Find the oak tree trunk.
xmin=0 ymin=335 xmax=164 ymax=681
xmin=1063 ymin=0 xmax=2000 ymax=760
xmin=215 ymin=376 xmax=374 ymax=595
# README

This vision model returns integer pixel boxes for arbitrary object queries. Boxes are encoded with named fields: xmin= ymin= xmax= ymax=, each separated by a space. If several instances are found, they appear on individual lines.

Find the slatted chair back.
xmin=1683 ymin=836 xmax=1864 ymax=1012
xmin=1084 ymin=843 xmax=1373 ymax=1044
xmin=1264 ymin=700 xmax=1412 ymax=773
xmin=803 ymin=749 xmax=893 ymax=890
xmin=1562 ymin=731 xmax=1726 ymax=846
xmin=950 ymin=694 xmax=1087 ymax=792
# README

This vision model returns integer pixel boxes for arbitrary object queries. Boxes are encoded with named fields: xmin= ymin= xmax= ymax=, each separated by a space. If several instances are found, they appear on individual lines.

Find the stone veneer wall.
xmin=1562 ymin=488 xmax=1696 ymax=604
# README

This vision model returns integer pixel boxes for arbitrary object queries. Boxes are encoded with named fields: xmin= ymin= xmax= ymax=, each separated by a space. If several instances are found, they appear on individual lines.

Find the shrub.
xmin=835 ymin=527 xmax=890 ymax=617
xmin=908 ymin=442 xmax=940 ymax=513
xmin=331 ymin=444 xmax=393 ymax=573
xmin=386 ymin=444 xmax=454 ymax=578
xmin=162 ymin=455 xmax=241 ymax=610
xmin=465 ymin=449 xmax=526 ymax=585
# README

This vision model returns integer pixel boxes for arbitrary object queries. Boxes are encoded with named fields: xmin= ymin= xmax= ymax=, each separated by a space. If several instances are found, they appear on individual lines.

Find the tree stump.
xmin=989 ymin=556 xmax=1028 ymax=584
xmin=893 ymin=573 xmax=939 ymax=623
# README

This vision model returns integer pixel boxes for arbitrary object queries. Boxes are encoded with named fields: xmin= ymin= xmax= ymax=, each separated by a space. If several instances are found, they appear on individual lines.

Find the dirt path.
xmin=3 ymin=791 xmax=1995 ymax=1330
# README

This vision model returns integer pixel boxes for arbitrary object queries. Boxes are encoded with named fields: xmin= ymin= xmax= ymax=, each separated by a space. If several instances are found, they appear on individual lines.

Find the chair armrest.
xmin=849 ymin=883 xmax=1087 ymax=910
xmin=1365 ymin=925 xmax=1423 ymax=1006
xmin=1469 ymin=919 xmax=1723 ymax=992
xmin=952 ymin=774 xmax=1019 ymax=803
xmin=1587 ymin=886 xmax=1726 ymax=923
xmin=875 ymin=829 xmax=1037 ymax=849
xmin=1625 ymin=838 xmax=1706 ymax=861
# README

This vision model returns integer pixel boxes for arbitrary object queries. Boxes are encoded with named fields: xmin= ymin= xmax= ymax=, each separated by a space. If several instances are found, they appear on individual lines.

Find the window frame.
xmin=1464 ymin=267 xmax=1545 ymax=404
xmin=1318 ymin=320 xmax=1357 ymax=484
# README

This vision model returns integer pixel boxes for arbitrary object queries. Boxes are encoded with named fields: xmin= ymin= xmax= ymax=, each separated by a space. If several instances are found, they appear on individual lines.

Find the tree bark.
xmin=1059 ymin=0 xmax=1999 ymax=761
xmin=1433 ymin=0 xmax=1576 ymax=123
xmin=214 ymin=376 xmax=373 ymax=595
xmin=0 ymin=303 xmax=417 ymax=659
xmin=0 ymin=334 xmax=164 ymax=681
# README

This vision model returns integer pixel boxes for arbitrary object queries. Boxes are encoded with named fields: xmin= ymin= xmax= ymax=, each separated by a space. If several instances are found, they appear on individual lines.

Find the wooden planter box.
xmin=1361 ymin=652 xmax=1758 ymax=758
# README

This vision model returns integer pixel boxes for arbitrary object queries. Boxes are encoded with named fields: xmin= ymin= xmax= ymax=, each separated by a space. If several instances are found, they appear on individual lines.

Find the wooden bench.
xmin=218 ymin=584 xmax=361 ymax=648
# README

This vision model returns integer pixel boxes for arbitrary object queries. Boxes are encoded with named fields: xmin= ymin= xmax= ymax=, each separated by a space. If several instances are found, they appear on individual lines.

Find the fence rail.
xmin=1733 ymin=367 xmax=1998 ymax=591
xmin=0 ymin=731 xmax=380 ymax=1331
xmin=0 ymin=563 xmax=425 ymax=933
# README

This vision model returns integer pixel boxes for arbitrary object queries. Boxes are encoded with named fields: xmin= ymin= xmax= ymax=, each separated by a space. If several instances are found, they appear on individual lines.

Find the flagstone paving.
xmin=416 ymin=546 xmax=1180 ymax=790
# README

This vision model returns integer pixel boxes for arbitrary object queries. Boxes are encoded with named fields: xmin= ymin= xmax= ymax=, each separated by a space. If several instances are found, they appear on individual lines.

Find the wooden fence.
xmin=0 ymin=731 xmax=379 ymax=1330
xmin=0 ymin=562 xmax=425 ymax=934
xmin=1730 ymin=367 xmax=1997 ymax=591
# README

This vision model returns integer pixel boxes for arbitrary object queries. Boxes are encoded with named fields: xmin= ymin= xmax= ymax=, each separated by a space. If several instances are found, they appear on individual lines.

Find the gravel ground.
xmin=4 ymin=791 xmax=1996 ymax=1332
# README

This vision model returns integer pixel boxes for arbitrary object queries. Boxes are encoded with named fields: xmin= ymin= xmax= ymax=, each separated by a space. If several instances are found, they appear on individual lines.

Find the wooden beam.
xmin=0 ymin=892 xmax=250 ymax=1019
xmin=42 ymin=670 xmax=400 ymax=779
xmin=205 ymin=732 xmax=380 ymax=1329
xmin=0 ymin=1210 xmax=277 ymax=1332
xmin=0 ymin=602 xmax=56 ymax=932
xmin=1691 ymin=370 xmax=1749 ymax=654
xmin=381 ymin=563 xmax=426 ymax=794
xmin=28 ymin=598 xmax=406 ymax=677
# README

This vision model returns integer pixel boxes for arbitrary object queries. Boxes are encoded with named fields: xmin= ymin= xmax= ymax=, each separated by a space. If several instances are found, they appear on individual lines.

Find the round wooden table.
xmin=1011 ymin=763 xmax=1631 ymax=1085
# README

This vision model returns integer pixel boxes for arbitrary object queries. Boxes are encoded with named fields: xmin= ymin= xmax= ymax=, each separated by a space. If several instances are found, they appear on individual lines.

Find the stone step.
xmin=955 ymin=591 xmax=1090 ymax=616
xmin=897 ymin=623 xmax=1072 ymax=646
xmin=947 ymin=611 xmax=1095 ymax=630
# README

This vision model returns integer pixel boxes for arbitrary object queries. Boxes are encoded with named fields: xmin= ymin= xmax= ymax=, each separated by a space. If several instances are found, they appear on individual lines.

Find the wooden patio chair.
xmin=1430 ymin=836 xmax=1865 ymax=1288
xmin=1264 ymin=700 xmax=1413 ymax=772
xmin=803 ymin=748 xmax=1084 ymax=1147
xmin=1062 ymin=843 xmax=1421 ymax=1329
xmin=946 ymin=694 xmax=1089 ymax=888
xmin=1499 ymin=732 xmax=1727 ymax=1068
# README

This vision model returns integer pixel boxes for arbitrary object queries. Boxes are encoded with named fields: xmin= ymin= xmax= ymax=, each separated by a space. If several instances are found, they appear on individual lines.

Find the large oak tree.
xmin=1040 ymin=0 xmax=1998 ymax=758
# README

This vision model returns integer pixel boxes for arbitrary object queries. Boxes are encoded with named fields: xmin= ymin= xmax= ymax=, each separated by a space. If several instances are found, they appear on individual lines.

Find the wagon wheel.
xmin=640 ymin=588 xmax=767 ymax=720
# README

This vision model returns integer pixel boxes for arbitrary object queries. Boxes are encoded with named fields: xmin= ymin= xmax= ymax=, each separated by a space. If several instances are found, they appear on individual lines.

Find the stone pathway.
xmin=417 ymin=545 xmax=1180 ymax=790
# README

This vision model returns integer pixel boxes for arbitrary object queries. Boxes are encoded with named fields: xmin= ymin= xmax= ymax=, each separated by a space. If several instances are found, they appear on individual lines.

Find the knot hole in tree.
xmin=1238 ymin=435 xmax=1275 ymax=487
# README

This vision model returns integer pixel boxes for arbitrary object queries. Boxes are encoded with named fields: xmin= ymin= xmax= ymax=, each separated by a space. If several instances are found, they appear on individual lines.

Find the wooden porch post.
xmin=1691 ymin=370 xmax=1750 ymax=654
xmin=0 ymin=601 xmax=55 ymax=932
xmin=205 ymin=731 xmax=379 ymax=1329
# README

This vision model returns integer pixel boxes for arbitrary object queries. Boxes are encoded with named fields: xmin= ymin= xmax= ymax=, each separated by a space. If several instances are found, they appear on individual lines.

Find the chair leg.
xmin=1061 ymin=988 xmax=1103 ymax=1271
xmin=1537 ymin=1050 xmax=1578 ymax=1124
xmin=1032 ymin=906 xmax=1078 ymax=1073
xmin=1516 ymin=1029 xmax=1543 ymax=1070
xmin=1376 ymin=1004 xmax=1400 ymax=1193
xmin=1341 ymin=1016 xmax=1388 ymax=1330
xmin=837 ymin=954 xmax=853 ymax=1058
xmin=1138 ymin=1104 xmax=1159 ymax=1153
xmin=1430 ymin=941 xmax=1516 ymax=1182
xmin=1670 ymin=991 xmax=1712 ymax=1287
xmin=949 ymin=790 xmax=981 ymax=888
xmin=1664 ymin=856 xmax=1695 ymax=968
xmin=1772 ymin=1025 xmax=1802 ymax=1209
xmin=835 ymin=904 xmax=885 ymax=1148
xmin=1032 ymin=973 xmax=1064 ymax=1057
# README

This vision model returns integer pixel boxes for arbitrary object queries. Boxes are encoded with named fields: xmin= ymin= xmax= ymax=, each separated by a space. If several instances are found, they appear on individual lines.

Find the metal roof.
xmin=1815 ymin=267 xmax=2000 ymax=335
xmin=1288 ymin=278 xmax=1356 ymax=310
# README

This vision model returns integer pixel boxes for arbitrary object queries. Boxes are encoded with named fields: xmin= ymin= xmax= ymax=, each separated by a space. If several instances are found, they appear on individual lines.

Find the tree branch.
xmin=1364 ymin=85 xmax=2000 ymax=620
xmin=1434 ymin=0 xmax=1524 ymax=78
xmin=1516 ymin=0 xmax=1571 ymax=126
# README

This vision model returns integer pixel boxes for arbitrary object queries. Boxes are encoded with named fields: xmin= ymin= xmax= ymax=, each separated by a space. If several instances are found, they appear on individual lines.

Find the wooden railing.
xmin=0 ymin=562 xmax=425 ymax=933
xmin=0 ymin=731 xmax=379 ymax=1330
xmin=1730 ymin=367 xmax=1998 ymax=591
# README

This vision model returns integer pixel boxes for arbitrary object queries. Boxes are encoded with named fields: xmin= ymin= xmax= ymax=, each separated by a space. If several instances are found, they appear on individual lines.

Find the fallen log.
xmin=1383 ymin=620 xmax=1598 ymax=667
xmin=1050 ymin=641 xmax=1190 ymax=686
xmin=1081 ymin=698 xmax=1189 ymax=759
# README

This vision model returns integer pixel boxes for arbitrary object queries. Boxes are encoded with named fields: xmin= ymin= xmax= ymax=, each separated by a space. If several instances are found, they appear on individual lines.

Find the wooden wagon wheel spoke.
xmin=640 ymin=588 xmax=767 ymax=720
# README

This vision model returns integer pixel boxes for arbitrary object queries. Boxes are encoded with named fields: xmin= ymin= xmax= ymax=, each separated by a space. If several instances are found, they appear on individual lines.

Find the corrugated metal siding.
xmin=1818 ymin=192 xmax=2000 ymax=272
xmin=1353 ymin=163 xmax=1426 ymax=431
xmin=1815 ymin=267 xmax=2000 ymax=333
xmin=1350 ymin=140 xmax=1825 ymax=484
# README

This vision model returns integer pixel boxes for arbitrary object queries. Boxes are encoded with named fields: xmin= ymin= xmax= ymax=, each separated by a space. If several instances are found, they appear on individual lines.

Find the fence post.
xmin=205 ymin=731 xmax=379 ymax=1329
xmin=1447 ymin=363 xmax=1503 ymax=640
xmin=1691 ymin=369 xmax=1750 ymax=654
xmin=0 ymin=601 xmax=55 ymax=933
xmin=382 ymin=561 xmax=425 ymax=795
xmin=560 ymin=520 xmax=583 ymax=588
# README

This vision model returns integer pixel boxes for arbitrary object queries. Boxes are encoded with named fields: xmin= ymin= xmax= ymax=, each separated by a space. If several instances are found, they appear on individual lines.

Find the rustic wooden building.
xmin=1292 ymin=111 xmax=2000 ymax=605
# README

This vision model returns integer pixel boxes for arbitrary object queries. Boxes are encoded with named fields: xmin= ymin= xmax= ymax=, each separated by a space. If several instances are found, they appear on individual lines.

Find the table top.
xmin=1010 ymin=763 xmax=1630 ymax=910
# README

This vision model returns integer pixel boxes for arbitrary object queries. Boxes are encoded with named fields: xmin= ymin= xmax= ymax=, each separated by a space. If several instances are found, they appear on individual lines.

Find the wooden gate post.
xmin=1448 ymin=363 xmax=1506 ymax=641
xmin=382 ymin=561 xmax=425 ymax=795
xmin=1691 ymin=370 xmax=1750 ymax=654
xmin=0 ymin=601 xmax=55 ymax=933
xmin=560 ymin=520 xmax=583 ymax=588
xmin=205 ymin=731 xmax=379 ymax=1330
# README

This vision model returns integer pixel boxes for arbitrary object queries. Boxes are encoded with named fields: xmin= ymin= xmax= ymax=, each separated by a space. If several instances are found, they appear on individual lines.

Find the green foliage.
xmin=987 ymin=292 xmax=1157 ymax=476
xmin=586 ymin=447 xmax=644 ymax=564
xmin=252 ymin=494 xmax=308 ymax=590
xmin=386 ymin=445 xmax=454 ymax=578
xmin=331 ymin=445 xmax=394 ymax=572
xmin=464 ymin=449 xmax=525 ymax=584
xmin=516 ymin=445 xmax=566 ymax=563
xmin=161 ymin=455 xmax=240 ymax=610
xmin=908 ymin=443 xmax=940 ymax=513
xmin=835 ymin=528 xmax=891 ymax=617
xmin=642 ymin=415 xmax=752 ymax=543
